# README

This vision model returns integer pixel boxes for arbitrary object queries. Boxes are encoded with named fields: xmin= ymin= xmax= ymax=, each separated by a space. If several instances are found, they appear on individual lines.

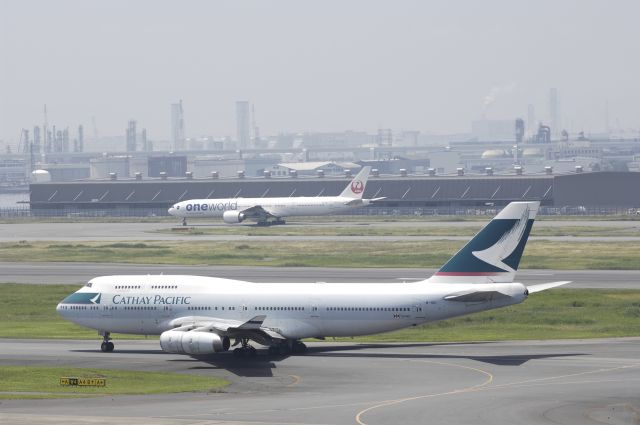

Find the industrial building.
xmin=28 ymin=171 xmax=640 ymax=217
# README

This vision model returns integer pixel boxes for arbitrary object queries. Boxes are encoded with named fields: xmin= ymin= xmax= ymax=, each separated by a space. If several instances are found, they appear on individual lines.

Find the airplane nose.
xmin=168 ymin=206 xmax=176 ymax=215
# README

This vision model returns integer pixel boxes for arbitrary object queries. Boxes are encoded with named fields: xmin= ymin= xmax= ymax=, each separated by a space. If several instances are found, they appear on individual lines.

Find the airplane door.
xmin=238 ymin=303 xmax=248 ymax=320
xmin=413 ymin=303 xmax=426 ymax=320
xmin=309 ymin=298 xmax=321 ymax=319
xmin=100 ymin=304 xmax=113 ymax=318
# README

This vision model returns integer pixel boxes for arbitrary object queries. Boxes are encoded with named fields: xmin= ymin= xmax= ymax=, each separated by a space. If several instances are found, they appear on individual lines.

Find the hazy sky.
xmin=1 ymin=0 xmax=638 ymax=143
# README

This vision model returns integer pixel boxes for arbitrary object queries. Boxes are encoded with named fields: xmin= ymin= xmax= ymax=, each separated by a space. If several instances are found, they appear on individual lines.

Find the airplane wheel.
xmin=100 ymin=342 xmax=108 ymax=352
xmin=293 ymin=342 xmax=307 ymax=354
xmin=107 ymin=342 xmax=114 ymax=352
xmin=278 ymin=344 xmax=290 ymax=356
xmin=233 ymin=348 xmax=242 ymax=357
xmin=249 ymin=347 xmax=257 ymax=357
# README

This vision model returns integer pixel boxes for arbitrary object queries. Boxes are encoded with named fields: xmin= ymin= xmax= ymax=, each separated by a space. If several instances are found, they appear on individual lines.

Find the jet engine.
xmin=159 ymin=330 xmax=230 ymax=354
xmin=222 ymin=210 xmax=245 ymax=224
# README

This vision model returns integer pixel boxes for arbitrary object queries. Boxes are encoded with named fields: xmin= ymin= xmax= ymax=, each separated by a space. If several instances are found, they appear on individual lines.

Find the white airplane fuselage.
xmin=57 ymin=275 xmax=527 ymax=339
xmin=168 ymin=197 xmax=371 ymax=220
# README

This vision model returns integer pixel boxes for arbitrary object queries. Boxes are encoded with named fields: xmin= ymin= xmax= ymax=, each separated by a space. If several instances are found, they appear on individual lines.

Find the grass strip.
xmin=0 ymin=283 xmax=145 ymax=339
xmin=0 ymin=366 xmax=228 ymax=399
xmin=0 ymin=240 xmax=638 ymax=269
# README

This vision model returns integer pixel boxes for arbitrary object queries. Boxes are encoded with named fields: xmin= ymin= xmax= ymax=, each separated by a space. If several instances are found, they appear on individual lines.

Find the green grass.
xmin=0 ymin=283 xmax=144 ymax=339
xmin=2 ymin=284 xmax=640 ymax=341
xmin=0 ymin=366 xmax=228 ymax=399
xmin=342 ymin=289 xmax=640 ymax=342
xmin=0 ymin=239 xmax=639 ymax=269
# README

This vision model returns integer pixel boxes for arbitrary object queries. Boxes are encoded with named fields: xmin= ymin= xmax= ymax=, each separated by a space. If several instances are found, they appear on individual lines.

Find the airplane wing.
xmin=237 ymin=205 xmax=276 ymax=221
xmin=527 ymin=281 xmax=571 ymax=293
xmin=444 ymin=281 xmax=572 ymax=302
xmin=168 ymin=315 xmax=286 ymax=346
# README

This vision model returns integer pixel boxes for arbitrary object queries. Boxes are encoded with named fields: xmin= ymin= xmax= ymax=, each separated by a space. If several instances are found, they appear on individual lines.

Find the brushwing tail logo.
xmin=90 ymin=293 xmax=102 ymax=305
xmin=351 ymin=180 xmax=364 ymax=194
xmin=471 ymin=205 xmax=530 ymax=273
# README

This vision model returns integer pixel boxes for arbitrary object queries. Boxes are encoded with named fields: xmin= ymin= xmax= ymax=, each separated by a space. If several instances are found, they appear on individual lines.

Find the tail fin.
xmin=426 ymin=201 xmax=539 ymax=284
xmin=339 ymin=166 xmax=371 ymax=199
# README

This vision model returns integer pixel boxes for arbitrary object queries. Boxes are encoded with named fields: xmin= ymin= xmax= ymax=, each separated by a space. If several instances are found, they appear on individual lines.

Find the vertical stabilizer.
xmin=426 ymin=201 xmax=540 ymax=284
xmin=339 ymin=166 xmax=371 ymax=199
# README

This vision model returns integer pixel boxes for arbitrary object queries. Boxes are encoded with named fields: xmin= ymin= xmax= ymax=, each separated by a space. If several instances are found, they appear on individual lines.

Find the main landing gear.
xmin=267 ymin=340 xmax=307 ymax=356
xmin=232 ymin=338 xmax=257 ymax=358
xmin=256 ymin=218 xmax=286 ymax=227
xmin=100 ymin=331 xmax=114 ymax=353
xmin=182 ymin=218 xmax=187 ymax=226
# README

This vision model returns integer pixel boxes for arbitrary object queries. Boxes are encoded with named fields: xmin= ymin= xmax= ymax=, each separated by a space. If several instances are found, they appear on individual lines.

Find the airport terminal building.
xmin=27 ymin=171 xmax=640 ymax=217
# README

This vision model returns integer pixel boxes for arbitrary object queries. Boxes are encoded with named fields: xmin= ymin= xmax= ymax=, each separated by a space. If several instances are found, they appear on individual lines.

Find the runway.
xmin=1 ymin=338 xmax=639 ymax=425
xmin=0 ymin=261 xmax=635 ymax=288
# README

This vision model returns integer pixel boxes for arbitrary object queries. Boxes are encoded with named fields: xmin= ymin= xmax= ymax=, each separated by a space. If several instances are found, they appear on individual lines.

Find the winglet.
xmin=339 ymin=166 xmax=371 ymax=199
xmin=527 ymin=281 xmax=571 ymax=293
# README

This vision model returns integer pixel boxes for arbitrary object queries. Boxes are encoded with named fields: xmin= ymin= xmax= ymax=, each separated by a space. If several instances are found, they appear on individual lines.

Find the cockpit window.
xmin=85 ymin=282 xmax=92 ymax=287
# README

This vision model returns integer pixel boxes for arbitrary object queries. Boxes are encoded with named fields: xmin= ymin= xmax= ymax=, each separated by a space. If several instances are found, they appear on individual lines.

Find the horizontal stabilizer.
xmin=444 ymin=290 xmax=511 ymax=303
xmin=527 ymin=281 xmax=571 ymax=293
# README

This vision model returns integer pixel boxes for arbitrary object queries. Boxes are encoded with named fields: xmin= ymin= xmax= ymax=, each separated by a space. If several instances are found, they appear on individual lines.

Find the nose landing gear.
xmin=100 ymin=331 xmax=114 ymax=352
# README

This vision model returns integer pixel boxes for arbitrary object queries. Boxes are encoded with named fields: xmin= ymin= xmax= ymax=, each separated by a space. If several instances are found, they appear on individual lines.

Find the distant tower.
xmin=55 ymin=128 xmax=63 ymax=152
xmin=46 ymin=130 xmax=53 ymax=153
xmin=43 ymin=105 xmax=48 ymax=155
xmin=77 ymin=125 xmax=84 ymax=152
xmin=236 ymin=101 xmax=250 ymax=149
xmin=549 ymin=88 xmax=560 ymax=138
xmin=126 ymin=120 xmax=137 ymax=152
xmin=141 ymin=128 xmax=148 ymax=151
xmin=251 ymin=103 xmax=260 ymax=146
xmin=62 ymin=128 xmax=70 ymax=152
xmin=170 ymin=100 xmax=185 ymax=151
xmin=33 ymin=126 xmax=41 ymax=154
xmin=515 ymin=118 xmax=525 ymax=165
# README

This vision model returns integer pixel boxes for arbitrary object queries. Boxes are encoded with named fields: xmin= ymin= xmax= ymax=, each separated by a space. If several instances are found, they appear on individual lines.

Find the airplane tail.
xmin=339 ymin=166 xmax=371 ymax=199
xmin=426 ymin=201 xmax=540 ymax=284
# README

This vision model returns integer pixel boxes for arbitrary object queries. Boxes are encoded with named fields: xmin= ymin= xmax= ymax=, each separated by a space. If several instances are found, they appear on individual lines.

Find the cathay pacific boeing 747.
xmin=57 ymin=201 xmax=568 ymax=356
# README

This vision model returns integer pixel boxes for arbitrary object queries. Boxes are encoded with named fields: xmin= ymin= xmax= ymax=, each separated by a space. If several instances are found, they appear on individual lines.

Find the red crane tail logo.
xmin=351 ymin=180 xmax=364 ymax=194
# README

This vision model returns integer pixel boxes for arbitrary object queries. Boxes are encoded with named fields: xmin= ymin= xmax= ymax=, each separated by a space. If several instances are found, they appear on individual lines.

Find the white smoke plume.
xmin=483 ymin=82 xmax=517 ymax=109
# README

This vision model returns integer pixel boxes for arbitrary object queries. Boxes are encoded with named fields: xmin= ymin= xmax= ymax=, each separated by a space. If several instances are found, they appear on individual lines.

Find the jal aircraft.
xmin=57 ymin=201 xmax=569 ymax=356
xmin=168 ymin=166 xmax=382 ymax=225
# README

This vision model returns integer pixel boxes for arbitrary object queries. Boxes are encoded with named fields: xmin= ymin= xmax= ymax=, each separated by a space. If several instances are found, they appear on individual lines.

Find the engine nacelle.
xmin=159 ymin=330 xmax=230 ymax=355
xmin=222 ymin=210 xmax=245 ymax=224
